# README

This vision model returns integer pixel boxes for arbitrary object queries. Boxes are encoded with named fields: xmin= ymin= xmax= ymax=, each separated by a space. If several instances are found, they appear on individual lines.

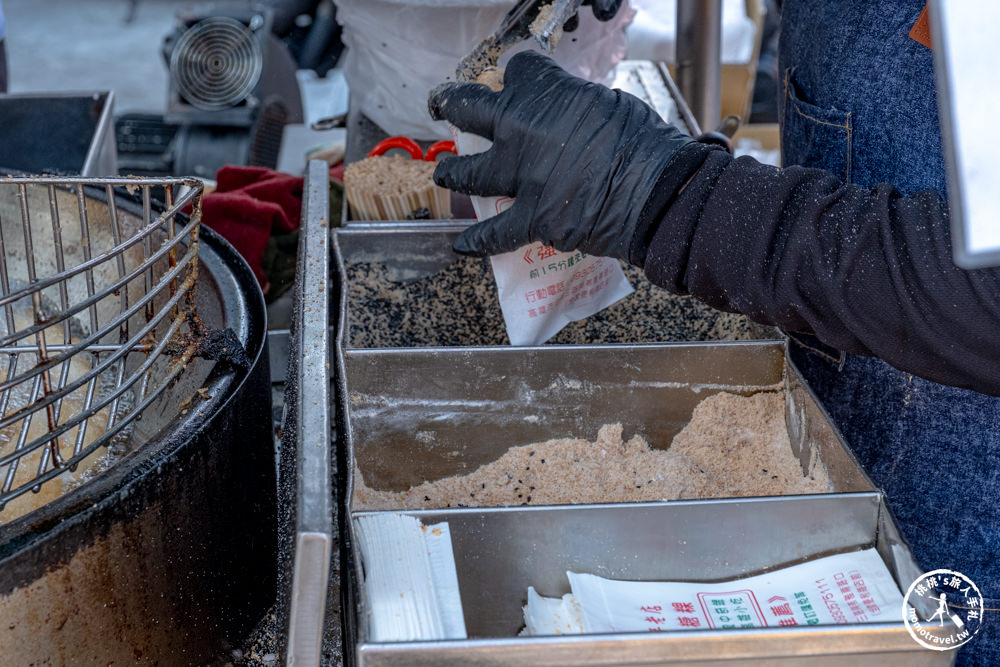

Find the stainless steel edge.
xmin=333 ymin=229 xmax=368 ymax=658
xmin=288 ymin=533 xmax=333 ymax=667
xmin=332 ymin=222 xmax=934 ymax=663
xmin=356 ymin=623 xmax=939 ymax=667
xmin=783 ymin=347 xmax=878 ymax=491
xmin=350 ymin=492 xmax=885 ymax=643
xmin=658 ymin=62 xmax=701 ymax=137
xmin=88 ymin=91 xmax=119 ymax=177
xmin=287 ymin=160 xmax=333 ymax=667
xmin=349 ymin=495 xmax=944 ymax=665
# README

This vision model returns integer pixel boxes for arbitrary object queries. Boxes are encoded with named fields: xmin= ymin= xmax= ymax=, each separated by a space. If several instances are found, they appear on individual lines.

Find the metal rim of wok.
xmin=0 ymin=185 xmax=267 ymax=569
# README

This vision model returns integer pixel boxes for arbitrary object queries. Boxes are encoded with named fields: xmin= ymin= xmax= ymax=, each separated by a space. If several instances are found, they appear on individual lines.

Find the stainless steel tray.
xmin=333 ymin=226 xmax=781 ymax=348
xmin=335 ymin=339 xmax=942 ymax=665
xmin=341 ymin=342 xmax=866 ymax=493
xmin=349 ymin=495 xmax=934 ymax=667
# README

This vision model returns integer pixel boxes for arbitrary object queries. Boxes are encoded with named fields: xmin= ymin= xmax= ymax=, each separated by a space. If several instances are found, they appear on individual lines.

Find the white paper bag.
xmin=451 ymin=127 xmax=634 ymax=346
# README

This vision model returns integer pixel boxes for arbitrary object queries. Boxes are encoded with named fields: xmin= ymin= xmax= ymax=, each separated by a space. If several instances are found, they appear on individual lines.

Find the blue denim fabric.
xmin=779 ymin=2 xmax=1000 ymax=664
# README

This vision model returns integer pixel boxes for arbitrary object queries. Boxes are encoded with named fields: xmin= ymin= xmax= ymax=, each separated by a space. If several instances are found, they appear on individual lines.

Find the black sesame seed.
xmin=346 ymin=260 xmax=772 ymax=348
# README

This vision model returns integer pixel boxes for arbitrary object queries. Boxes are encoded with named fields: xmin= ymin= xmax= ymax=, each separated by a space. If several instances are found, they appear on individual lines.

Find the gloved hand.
xmin=428 ymin=51 xmax=719 ymax=263
xmin=563 ymin=0 xmax=623 ymax=31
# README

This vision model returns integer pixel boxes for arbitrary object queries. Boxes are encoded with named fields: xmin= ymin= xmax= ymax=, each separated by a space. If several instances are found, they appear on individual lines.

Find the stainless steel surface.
xmin=611 ymin=60 xmax=699 ymax=135
xmin=346 ymin=496 xmax=941 ymax=665
xmin=0 ymin=176 xmax=201 ymax=519
xmin=86 ymin=91 xmax=119 ymax=176
xmin=675 ymin=0 xmax=722 ymax=132
xmin=0 ymin=92 xmax=118 ymax=176
xmin=784 ymin=358 xmax=865 ymax=485
xmin=351 ymin=494 xmax=887 ymax=629
xmin=356 ymin=615 xmax=945 ymax=667
xmin=286 ymin=160 xmax=334 ymax=667
xmin=928 ymin=0 xmax=1000 ymax=268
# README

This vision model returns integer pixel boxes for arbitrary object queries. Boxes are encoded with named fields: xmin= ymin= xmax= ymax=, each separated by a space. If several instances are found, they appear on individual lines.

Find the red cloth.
xmin=202 ymin=165 xmax=304 ymax=288
xmin=329 ymin=161 xmax=345 ymax=184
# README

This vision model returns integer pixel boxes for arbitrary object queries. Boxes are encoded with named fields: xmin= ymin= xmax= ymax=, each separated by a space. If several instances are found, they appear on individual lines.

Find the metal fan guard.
xmin=169 ymin=15 xmax=264 ymax=111
xmin=0 ymin=176 xmax=203 ymax=522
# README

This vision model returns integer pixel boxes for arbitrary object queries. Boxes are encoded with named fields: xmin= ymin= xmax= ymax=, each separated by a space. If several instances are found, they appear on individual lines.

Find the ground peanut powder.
xmin=353 ymin=391 xmax=830 ymax=510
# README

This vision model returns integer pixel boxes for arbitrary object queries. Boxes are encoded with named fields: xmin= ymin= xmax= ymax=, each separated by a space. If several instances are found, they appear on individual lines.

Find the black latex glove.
xmin=428 ymin=51 xmax=719 ymax=263
xmin=564 ymin=0 xmax=623 ymax=31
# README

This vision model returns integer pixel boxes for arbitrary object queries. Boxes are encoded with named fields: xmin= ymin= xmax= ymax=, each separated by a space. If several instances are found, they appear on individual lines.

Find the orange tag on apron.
xmin=909 ymin=4 xmax=933 ymax=49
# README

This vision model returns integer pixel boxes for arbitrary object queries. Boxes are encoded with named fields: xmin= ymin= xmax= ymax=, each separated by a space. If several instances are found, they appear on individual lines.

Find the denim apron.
xmin=778 ymin=2 xmax=999 ymax=664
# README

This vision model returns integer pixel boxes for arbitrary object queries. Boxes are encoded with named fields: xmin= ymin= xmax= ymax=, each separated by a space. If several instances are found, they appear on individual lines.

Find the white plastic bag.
xmin=452 ymin=127 xmax=634 ymax=346
xmin=522 ymin=548 xmax=906 ymax=635
xmin=334 ymin=0 xmax=636 ymax=140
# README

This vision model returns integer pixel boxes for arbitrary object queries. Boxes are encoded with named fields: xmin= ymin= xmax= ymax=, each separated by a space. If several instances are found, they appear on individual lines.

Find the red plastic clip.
xmin=368 ymin=136 xmax=424 ymax=160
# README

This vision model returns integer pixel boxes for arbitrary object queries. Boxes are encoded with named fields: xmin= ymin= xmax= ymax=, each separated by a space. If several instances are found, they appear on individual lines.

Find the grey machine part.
xmin=159 ymin=4 xmax=305 ymax=178
xmin=675 ymin=0 xmax=722 ymax=133
xmin=329 ymin=222 xmax=931 ymax=666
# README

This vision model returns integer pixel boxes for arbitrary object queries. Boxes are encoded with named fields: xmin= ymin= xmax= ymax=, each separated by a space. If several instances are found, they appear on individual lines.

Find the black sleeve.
xmin=641 ymin=151 xmax=1000 ymax=396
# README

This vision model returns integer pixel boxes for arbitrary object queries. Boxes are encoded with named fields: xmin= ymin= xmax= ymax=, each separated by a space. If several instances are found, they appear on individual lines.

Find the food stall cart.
xmin=0 ymin=0 xmax=992 ymax=665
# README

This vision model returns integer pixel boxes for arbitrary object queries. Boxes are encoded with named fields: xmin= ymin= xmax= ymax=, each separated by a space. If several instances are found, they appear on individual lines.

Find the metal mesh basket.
xmin=0 ymin=176 xmax=203 ymax=522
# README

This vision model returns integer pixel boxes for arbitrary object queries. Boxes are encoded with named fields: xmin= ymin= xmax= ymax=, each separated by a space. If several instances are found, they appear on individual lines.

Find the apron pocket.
xmin=782 ymin=67 xmax=853 ymax=183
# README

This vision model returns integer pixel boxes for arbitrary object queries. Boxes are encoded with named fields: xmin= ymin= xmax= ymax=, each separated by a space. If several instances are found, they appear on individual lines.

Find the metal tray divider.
xmin=284 ymin=160 xmax=335 ymax=667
